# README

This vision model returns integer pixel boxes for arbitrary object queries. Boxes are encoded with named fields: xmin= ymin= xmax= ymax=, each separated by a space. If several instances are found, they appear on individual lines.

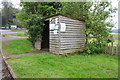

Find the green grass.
xmin=8 ymin=53 xmax=118 ymax=78
xmin=3 ymin=39 xmax=36 ymax=55
xmin=5 ymin=33 xmax=27 ymax=37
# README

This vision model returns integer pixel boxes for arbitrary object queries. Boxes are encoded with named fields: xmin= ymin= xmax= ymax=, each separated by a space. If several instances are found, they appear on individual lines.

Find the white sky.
xmin=0 ymin=0 xmax=21 ymax=9
xmin=0 ymin=0 xmax=118 ymax=29
xmin=111 ymin=0 xmax=118 ymax=29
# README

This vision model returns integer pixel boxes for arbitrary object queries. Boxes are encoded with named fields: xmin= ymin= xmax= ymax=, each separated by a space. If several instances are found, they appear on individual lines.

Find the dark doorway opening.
xmin=41 ymin=20 xmax=49 ymax=50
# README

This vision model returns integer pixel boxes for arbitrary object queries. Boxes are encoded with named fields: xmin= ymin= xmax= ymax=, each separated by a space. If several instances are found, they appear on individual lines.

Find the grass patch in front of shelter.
xmin=8 ymin=53 xmax=118 ymax=78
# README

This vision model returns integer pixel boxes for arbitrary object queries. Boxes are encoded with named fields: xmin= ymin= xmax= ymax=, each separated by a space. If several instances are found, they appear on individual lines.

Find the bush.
xmin=84 ymin=38 xmax=113 ymax=54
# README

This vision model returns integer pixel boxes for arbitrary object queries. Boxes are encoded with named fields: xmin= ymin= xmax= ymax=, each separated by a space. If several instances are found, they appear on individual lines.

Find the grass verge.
xmin=3 ymin=38 xmax=36 ymax=55
xmin=8 ymin=53 xmax=118 ymax=78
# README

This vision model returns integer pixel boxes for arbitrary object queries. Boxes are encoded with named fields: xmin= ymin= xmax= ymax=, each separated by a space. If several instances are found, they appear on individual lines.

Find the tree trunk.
xmin=85 ymin=33 xmax=88 ymax=47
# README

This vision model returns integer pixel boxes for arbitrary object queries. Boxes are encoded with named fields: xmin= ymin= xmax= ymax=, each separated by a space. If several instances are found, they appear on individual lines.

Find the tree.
xmin=0 ymin=10 xmax=2 ymax=27
xmin=61 ymin=2 xmax=93 ymax=20
xmin=61 ymin=1 xmax=117 ymax=54
xmin=16 ymin=2 xmax=62 ymax=47
xmin=84 ymin=1 xmax=117 ymax=54
xmin=2 ymin=0 xmax=13 ymax=25
xmin=1 ymin=0 xmax=19 ymax=26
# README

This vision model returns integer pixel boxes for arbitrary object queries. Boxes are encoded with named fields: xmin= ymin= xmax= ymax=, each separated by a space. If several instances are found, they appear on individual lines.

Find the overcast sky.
xmin=0 ymin=0 xmax=118 ymax=29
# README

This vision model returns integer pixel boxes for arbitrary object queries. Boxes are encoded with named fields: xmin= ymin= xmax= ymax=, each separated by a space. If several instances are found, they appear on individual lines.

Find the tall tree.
xmin=62 ymin=2 xmax=93 ymax=20
xmin=0 ymin=10 xmax=2 ymax=27
xmin=2 ymin=0 xmax=13 ymax=25
xmin=62 ymin=1 xmax=117 ymax=54
xmin=16 ymin=2 xmax=62 ymax=46
xmin=82 ymin=1 xmax=117 ymax=54
xmin=1 ymin=0 xmax=19 ymax=26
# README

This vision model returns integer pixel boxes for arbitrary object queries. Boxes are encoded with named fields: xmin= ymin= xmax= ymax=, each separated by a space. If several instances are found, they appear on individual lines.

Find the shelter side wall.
xmin=59 ymin=16 xmax=85 ymax=52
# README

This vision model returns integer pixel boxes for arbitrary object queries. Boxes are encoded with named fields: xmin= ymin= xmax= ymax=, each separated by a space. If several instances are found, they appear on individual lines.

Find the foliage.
xmin=1 ymin=0 xmax=19 ymax=26
xmin=13 ymin=18 xmax=23 ymax=27
xmin=8 ymin=53 xmax=118 ymax=78
xmin=16 ymin=2 xmax=62 ymax=47
xmin=84 ymin=1 xmax=117 ymax=54
xmin=3 ymin=24 xmax=10 ymax=27
xmin=61 ymin=2 xmax=93 ymax=20
xmin=61 ymin=1 xmax=117 ymax=54
xmin=3 ymin=39 xmax=36 ymax=55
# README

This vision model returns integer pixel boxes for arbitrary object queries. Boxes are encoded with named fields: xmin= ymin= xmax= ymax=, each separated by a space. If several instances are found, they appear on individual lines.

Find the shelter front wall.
xmin=49 ymin=16 xmax=60 ymax=53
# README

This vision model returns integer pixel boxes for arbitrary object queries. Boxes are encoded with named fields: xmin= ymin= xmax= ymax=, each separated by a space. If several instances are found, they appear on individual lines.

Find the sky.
xmin=0 ymin=0 xmax=21 ymax=9
xmin=111 ymin=0 xmax=118 ymax=29
xmin=0 ymin=0 xmax=119 ymax=29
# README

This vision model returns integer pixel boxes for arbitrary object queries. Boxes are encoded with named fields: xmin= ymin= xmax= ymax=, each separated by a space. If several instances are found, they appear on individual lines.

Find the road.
xmin=0 ymin=30 xmax=22 ymax=34
xmin=1 ymin=30 xmax=27 ymax=41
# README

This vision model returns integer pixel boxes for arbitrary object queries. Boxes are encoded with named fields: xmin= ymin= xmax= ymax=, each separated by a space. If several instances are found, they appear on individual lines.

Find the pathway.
xmin=0 ymin=30 xmax=23 ymax=34
xmin=2 ymin=35 xmax=47 ymax=59
xmin=5 ymin=50 xmax=48 ymax=60
xmin=2 ymin=35 xmax=27 ymax=41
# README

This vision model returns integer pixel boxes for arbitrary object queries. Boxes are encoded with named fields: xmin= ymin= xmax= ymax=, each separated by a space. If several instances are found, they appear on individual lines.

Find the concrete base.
xmin=35 ymin=40 xmax=41 ymax=50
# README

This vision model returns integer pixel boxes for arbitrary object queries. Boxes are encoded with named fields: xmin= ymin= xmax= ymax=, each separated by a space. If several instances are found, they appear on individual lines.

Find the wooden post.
xmin=106 ymin=46 xmax=108 ymax=54
xmin=106 ymin=45 xmax=108 ymax=54
xmin=104 ymin=46 xmax=106 ymax=54
xmin=116 ymin=46 xmax=117 ymax=56
xmin=111 ymin=42 xmax=114 ymax=56
xmin=117 ymin=45 xmax=120 ymax=56
xmin=116 ymin=46 xmax=118 ymax=56
xmin=108 ymin=46 xmax=110 ymax=54
xmin=105 ymin=45 xmax=107 ymax=54
xmin=109 ymin=45 xmax=111 ymax=55
xmin=109 ymin=46 xmax=111 ymax=55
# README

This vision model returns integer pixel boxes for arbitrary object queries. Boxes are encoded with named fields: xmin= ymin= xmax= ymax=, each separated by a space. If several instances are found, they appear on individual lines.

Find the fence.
xmin=104 ymin=45 xmax=120 ymax=56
